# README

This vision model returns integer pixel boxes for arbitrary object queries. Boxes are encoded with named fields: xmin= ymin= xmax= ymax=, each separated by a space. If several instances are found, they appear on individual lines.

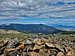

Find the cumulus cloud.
xmin=0 ymin=0 xmax=75 ymax=19
xmin=0 ymin=0 xmax=75 ymax=31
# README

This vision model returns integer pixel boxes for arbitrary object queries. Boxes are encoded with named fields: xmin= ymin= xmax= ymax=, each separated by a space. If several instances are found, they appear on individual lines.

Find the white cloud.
xmin=0 ymin=0 xmax=75 ymax=31
xmin=0 ymin=0 xmax=75 ymax=19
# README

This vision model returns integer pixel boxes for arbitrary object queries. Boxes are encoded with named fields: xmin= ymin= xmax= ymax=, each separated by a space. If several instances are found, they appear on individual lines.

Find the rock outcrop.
xmin=0 ymin=38 xmax=74 ymax=56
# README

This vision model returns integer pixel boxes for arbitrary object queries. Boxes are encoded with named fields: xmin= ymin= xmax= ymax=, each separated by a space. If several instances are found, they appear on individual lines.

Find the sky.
xmin=0 ymin=0 xmax=75 ymax=31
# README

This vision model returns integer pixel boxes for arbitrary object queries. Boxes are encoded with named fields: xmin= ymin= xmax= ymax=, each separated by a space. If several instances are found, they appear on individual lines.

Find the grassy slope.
xmin=0 ymin=29 xmax=75 ymax=41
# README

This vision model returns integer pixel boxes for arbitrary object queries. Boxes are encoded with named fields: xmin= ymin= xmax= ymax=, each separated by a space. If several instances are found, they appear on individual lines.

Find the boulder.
xmin=25 ymin=40 xmax=33 ymax=44
xmin=55 ymin=44 xmax=64 ymax=52
xmin=45 ymin=43 xmax=55 ymax=48
xmin=39 ymin=49 xmax=50 ymax=56
xmin=33 ymin=38 xmax=45 ymax=45
xmin=57 ymin=52 xmax=64 ymax=56
xmin=66 ymin=50 xmax=75 ymax=56
xmin=33 ymin=45 xmax=45 ymax=50
xmin=0 ymin=41 xmax=4 ymax=47
xmin=27 ymin=52 xmax=39 ymax=56
xmin=4 ymin=48 xmax=15 ymax=52
xmin=24 ymin=44 xmax=33 ymax=52
xmin=0 ymin=54 xmax=6 ymax=56
xmin=16 ymin=42 xmax=24 ymax=50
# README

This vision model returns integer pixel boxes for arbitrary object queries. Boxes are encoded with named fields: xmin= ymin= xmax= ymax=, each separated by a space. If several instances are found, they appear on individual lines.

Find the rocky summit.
xmin=0 ymin=37 xmax=75 ymax=56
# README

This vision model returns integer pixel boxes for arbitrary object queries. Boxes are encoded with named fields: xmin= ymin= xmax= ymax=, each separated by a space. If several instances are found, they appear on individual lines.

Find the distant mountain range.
xmin=0 ymin=24 xmax=61 ymax=34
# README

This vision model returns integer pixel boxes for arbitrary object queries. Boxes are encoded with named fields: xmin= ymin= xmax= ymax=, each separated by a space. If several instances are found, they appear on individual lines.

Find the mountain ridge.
xmin=0 ymin=24 xmax=60 ymax=34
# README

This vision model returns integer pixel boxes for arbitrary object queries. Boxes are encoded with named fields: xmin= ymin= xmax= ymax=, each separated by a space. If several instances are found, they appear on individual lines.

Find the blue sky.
xmin=0 ymin=0 xmax=75 ymax=31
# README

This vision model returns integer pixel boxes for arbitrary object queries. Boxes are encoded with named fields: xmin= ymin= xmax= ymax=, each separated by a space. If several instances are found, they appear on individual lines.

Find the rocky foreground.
xmin=0 ymin=36 xmax=75 ymax=56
